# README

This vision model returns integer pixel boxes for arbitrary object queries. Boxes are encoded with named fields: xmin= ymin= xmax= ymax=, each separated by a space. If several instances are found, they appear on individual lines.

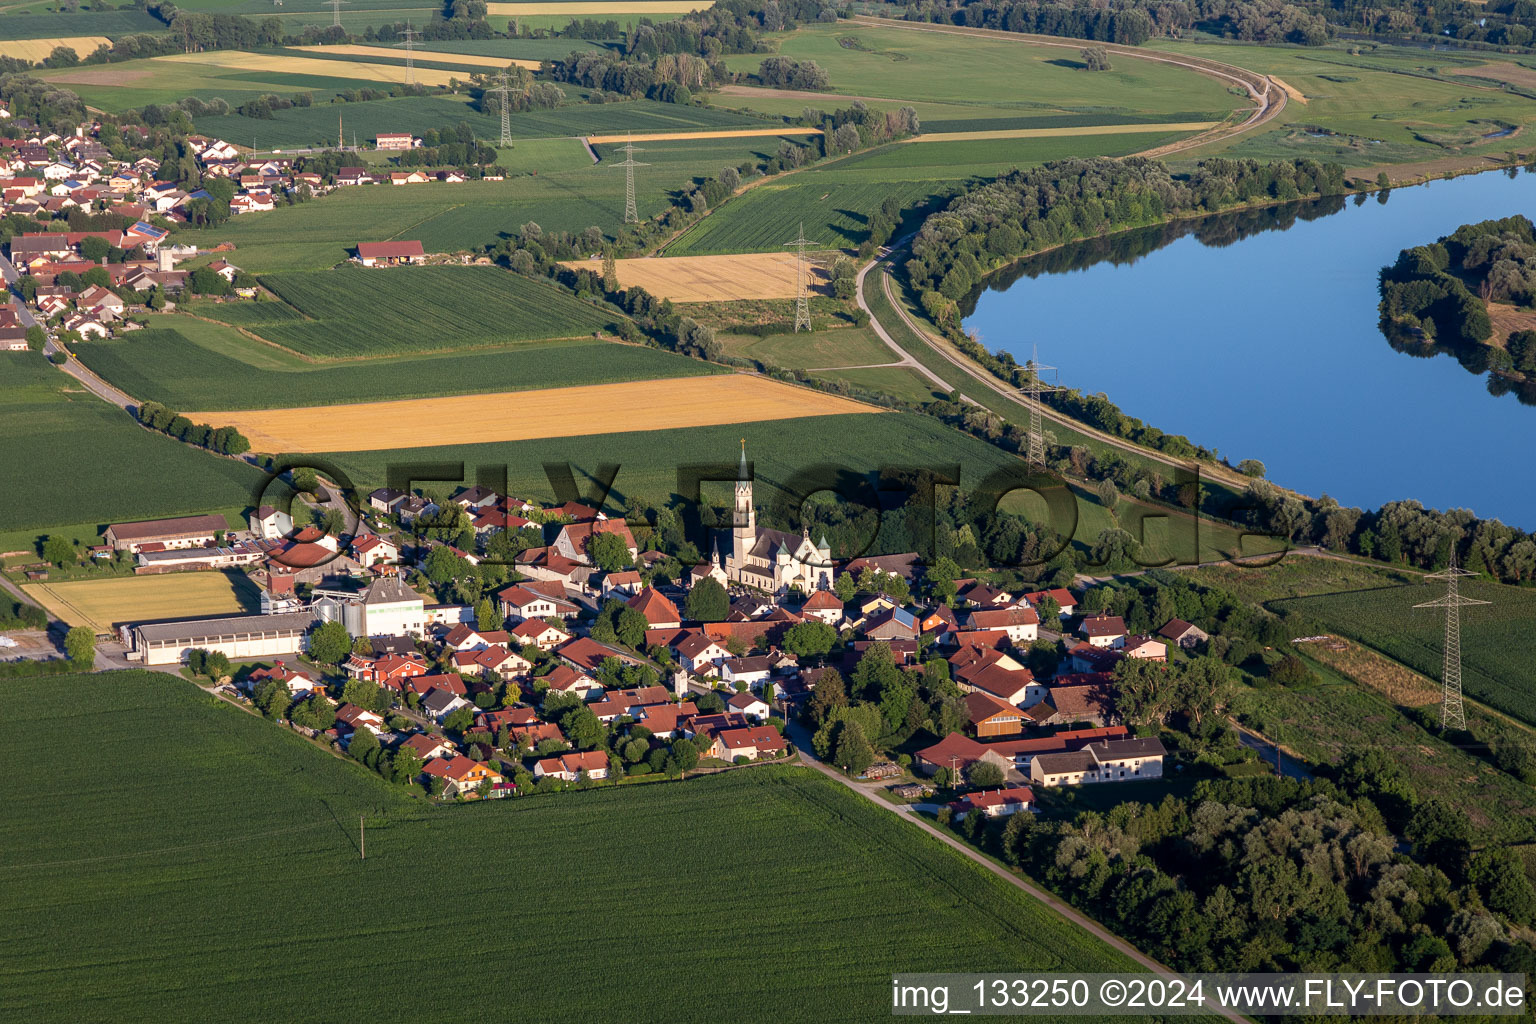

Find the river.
xmin=962 ymin=169 xmax=1536 ymax=528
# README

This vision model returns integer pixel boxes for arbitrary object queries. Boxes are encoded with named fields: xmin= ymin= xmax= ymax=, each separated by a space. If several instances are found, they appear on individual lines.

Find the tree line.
xmin=135 ymin=401 xmax=252 ymax=457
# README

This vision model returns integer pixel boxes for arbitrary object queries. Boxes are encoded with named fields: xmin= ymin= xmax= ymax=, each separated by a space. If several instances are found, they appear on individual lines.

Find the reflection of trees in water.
xmin=962 ymin=194 xmax=1348 ymax=314
xmin=1381 ymin=303 xmax=1536 ymax=407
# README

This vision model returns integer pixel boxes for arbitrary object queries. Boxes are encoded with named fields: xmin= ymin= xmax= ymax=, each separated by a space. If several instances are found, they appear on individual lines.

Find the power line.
xmin=490 ymin=70 xmax=513 ymax=148
xmin=325 ymin=0 xmax=346 ymax=28
xmin=614 ymin=135 xmax=648 ymax=224
xmin=1413 ymin=551 xmax=1490 ymax=731
xmin=1002 ymin=345 xmax=1060 ymax=470
xmin=782 ymin=221 xmax=824 ymax=333
xmin=395 ymin=22 xmax=418 ymax=85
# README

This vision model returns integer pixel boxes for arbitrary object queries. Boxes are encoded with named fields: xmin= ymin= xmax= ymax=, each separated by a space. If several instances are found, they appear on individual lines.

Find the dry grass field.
xmin=1303 ymin=637 xmax=1441 ymax=707
xmin=1444 ymin=62 xmax=1536 ymax=89
xmin=0 ymin=36 xmax=111 ymax=62
xmin=1269 ymin=76 xmax=1307 ymax=104
xmin=904 ymin=122 xmax=1219 ymax=144
xmin=486 ymin=1 xmax=704 ymax=13
xmin=23 ymin=572 xmax=257 ymax=634
xmin=560 ymin=253 xmax=832 ymax=301
xmin=152 ymin=52 xmax=461 ymax=87
xmin=585 ymin=127 xmax=822 ymax=144
xmin=193 ymin=374 xmax=879 ymax=452
xmin=292 ymin=45 xmax=540 ymax=70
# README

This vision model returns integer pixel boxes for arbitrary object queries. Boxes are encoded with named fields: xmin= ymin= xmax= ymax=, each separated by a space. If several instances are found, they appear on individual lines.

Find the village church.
xmin=714 ymin=443 xmax=834 ymax=594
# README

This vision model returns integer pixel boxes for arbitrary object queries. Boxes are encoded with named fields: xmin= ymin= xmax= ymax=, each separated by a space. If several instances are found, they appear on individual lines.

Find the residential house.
xmin=1080 ymin=615 xmax=1127 ymax=649
xmin=864 ymin=607 xmax=918 ymax=641
xmin=627 ymin=587 xmax=680 ymax=629
xmin=421 ymin=687 xmax=474 ymax=723
xmin=399 ymin=733 xmax=456 ymax=762
xmin=1157 ymin=618 xmax=1209 ymax=649
xmin=963 ymin=606 xmax=1040 ymax=644
xmin=508 ymin=618 xmax=570 ymax=651
xmin=600 ymin=570 xmax=643 ymax=599
xmin=719 ymin=655 xmax=774 ymax=691
xmin=725 ymin=690 xmax=771 ymax=720
xmin=368 ymin=487 xmax=408 ymax=514
xmin=244 ymin=660 xmax=318 ymax=696
xmin=533 ymin=750 xmax=609 ymax=782
xmin=552 ymin=519 xmax=637 ymax=565
xmin=1030 ymin=737 xmax=1166 ymax=787
xmin=375 ymin=132 xmax=416 ymax=150
xmin=712 ymin=725 xmax=787 ymax=761
xmin=351 ymin=534 xmax=399 ymax=568
xmin=949 ymin=786 xmax=1035 ymax=821
xmin=422 ymin=755 xmax=502 ymax=797
xmin=335 ymin=703 xmax=385 ymax=736
xmin=540 ymin=663 xmax=602 ymax=700
xmin=799 ymin=588 xmax=845 ymax=625
xmin=248 ymin=505 xmax=293 ymax=540
xmin=1124 ymin=635 xmax=1168 ymax=662
xmin=673 ymin=631 xmax=731 ymax=674
xmin=1037 ymin=679 xmax=1117 ymax=728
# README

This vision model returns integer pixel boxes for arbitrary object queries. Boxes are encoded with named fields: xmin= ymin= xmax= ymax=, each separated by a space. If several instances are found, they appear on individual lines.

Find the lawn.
xmin=221 ymin=265 xmax=619 ymax=357
xmin=0 ymin=672 xmax=1136 ymax=1023
xmin=73 ymin=315 xmax=722 ymax=411
xmin=1271 ymin=580 xmax=1536 ymax=728
xmin=0 ymin=353 xmax=261 ymax=536
xmin=22 ymin=571 xmax=259 ymax=633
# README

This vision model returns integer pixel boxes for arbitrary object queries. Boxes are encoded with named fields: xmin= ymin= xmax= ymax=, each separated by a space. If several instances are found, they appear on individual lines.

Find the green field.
xmin=1233 ymin=669 xmax=1536 ymax=844
xmin=0 ymin=672 xmax=1135 ymax=1022
xmin=0 ymin=8 xmax=165 ymax=38
xmin=718 ymin=324 xmax=896 ymax=369
xmin=667 ymin=179 xmax=954 ymax=254
xmin=36 ymin=56 xmax=390 ymax=112
xmin=194 ymin=92 xmax=762 ymax=150
xmin=74 ymin=315 xmax=723 ymax=410
xmin=1146 ymin=40 xmax=1536 ymax=169
xmin=1272 ymin=581 xmax=1536 ymax=727
xmin=202 ymin=265 xmax=616 ymax=357
xmin=0 ymin=353 xmax=261 ymax=535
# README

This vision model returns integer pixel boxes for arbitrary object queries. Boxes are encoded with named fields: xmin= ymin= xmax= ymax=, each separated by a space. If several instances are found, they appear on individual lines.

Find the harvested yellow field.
xmin=560 ymin=252 xmax=831 ymax=301
xmin=488 ymin=1 xmax=703 ymax=13
xmin=24 ymin=572 xmax=256 ymax=634
xmin=293 ymin=44 xmax=539 ymax=70
xmin=153 ymin=51 xmax=461 ymax=87
xmin=1269 ymin=76 xmax=1307 ymax=104
xmin=193 ymin=374 xmax=879 ymax=453
xmin=1445 ymin=62 xmax=1536 ymax=89
xmin=587 ymin=127 xmax=822 ymax=144
xmin=0 ymin=36 xmax=111 ymax=62
xmin=905 ymin=122 xmax=1219 ymax=144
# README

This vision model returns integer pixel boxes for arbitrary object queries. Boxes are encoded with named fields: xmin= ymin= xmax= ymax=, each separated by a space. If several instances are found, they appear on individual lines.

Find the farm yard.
xmin=0 ymin=354 xmax=261 ymax=537
xmin=0 ymin=674 xmax=1133 ymax=1023
xmin=73 ymin=317 xmax=721 ymax=411
xmin=1272 ymin=582 xmax=1536 ymax=729
xmin=559 ymin=252 xmax=830 ymax=302
xmin=22 ymin=572 xmax=259 ymax=634
xmin=220 ymin=266 xmax=619 ymax=357
xmin=195 ymin=374 xmax=879 ymax=453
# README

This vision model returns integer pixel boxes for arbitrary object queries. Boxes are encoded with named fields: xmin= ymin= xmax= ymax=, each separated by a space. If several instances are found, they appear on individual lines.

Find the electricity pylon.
xmin=326 ymin=0 xmax=346 ymax=27
xmin=395 ymin=23 xmax=418 ymax=85
xmin=1414 ymin=551 xmax=1490 ymax=731
xmin=491 ymin=70 xmax=513 ymax=147
xmin=1022 ymin=346 xmax=1058 ymax=471
xmin=782 ymin=222 xmax=823 ymax=332
xmin=614 ymin=137 xmax=647 ymax=224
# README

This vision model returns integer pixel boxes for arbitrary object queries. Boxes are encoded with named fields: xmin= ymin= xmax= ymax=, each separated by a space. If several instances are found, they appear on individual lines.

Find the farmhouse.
xmin=130 ymin=610 xmax=316 ymax=666
xmin=355 ymin=240 xmax=425 ymax=266
xmin=1030 ymin=737 xmax=1166 ymax=787
xmin=104 ymin=514 xmax=228 ymax=553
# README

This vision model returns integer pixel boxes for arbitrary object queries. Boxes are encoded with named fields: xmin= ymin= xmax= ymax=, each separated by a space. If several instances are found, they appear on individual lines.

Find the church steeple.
xmin=732 ymin=439 xmax=755 ymax=571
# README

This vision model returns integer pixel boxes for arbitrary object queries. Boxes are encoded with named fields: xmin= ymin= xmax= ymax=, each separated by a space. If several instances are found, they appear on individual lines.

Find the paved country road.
xmin=784 ymin=721 xmax=1254 ymax=1024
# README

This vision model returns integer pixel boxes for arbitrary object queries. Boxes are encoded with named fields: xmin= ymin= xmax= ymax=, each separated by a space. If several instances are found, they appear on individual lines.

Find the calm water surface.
xmin=963 ymin=170 xmax=1536 ymax=527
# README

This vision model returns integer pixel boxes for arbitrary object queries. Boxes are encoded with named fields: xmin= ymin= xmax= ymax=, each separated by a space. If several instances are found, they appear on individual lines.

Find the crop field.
xmin=1233 ymin=675 xmax=1536 ymax=843
xmin=665 ymin=179 xmax=953 ymax=255
xmin=0 ymin=9 xmax=164 ymax=38
xmin=152 ymin=50 xmax=462 ymax=87
xmin=0 ymin=35 xmax=110 ymax=61
xmin=226 ymin=266 xmax=618 ymax=356
xmin=199 ymin=374 xmax=879 ymax=452
xmin=587 ymin=127 xmax=821 ymax=144
xmin=1271 ymin=581 xmax=1536 ymax=727
xmin=415 ymin=37 xmax=607 ymax=59
xmin=22 ymin=572 xmax=259 ymax=634
xmin=0 ymin=674 xmax=1132 ymax=1023
xmin=485 ymin=0 xmax=703 ymax=11
xmin=721 ymin=22 xmax=1238 ymax=117
xmin=718 ymin=324 xmax=895 ymax=369
xmin=73 ymin=316 xmax=721 ymax=411
xmin=559 ymin=252 xmax=829 ymax=302
xmin=0 ymin=353 xmax=262 ymax=536
xmin=290 ymin=44 xmax=541 ymax=70
xmin=907 ymin=122 xmax=1219 ymax=144
xmin=39 ymin=56 xmax=387 ymax=111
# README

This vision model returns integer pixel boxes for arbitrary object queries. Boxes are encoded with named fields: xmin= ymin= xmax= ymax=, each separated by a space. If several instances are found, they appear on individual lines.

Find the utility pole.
xmin=491 ymin=70 xmax=513 ymax=148
xmin=614 ymin=135 xmax=648 ymax=224
xmin=782 ymin=222 xmax=824 ymax=333
xmin=326 ymin=0 xmax=346 ymax=28
xmin=1414 ymin=552 xmax=1490 ymax=731
xmin=396 ymin=23 xmax=418 ymax=86
xmin=359 ymin=814 xmax=365 ymax=860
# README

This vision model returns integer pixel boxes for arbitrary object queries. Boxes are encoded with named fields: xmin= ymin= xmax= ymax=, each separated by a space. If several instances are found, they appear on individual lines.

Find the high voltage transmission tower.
xmin=1413 ymin=552 xmax=1490 ymax=731
xmin=491 ymin=70 xmax=513 ymax=147
xmin=326 ymin=0 xmax=346 ymax=27
xmin=395 ymin=23 xmax=418 ymax=85
xmin=614 ymin=137 xmax=648 ymax=224
xmin=1003 ymin=345 xmax=1059 ymax=470
xmin=782 ymin=221 xmax=824 ymax=332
